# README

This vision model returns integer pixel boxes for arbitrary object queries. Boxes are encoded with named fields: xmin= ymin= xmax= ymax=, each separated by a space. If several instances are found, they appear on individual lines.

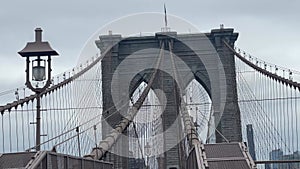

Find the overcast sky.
xmin=0 ymin=0 xmax=299 ymax=92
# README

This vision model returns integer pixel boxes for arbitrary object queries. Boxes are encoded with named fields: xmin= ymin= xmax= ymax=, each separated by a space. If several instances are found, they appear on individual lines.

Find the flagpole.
xmin=163 ymin=3 xmax=170 ymax=32
xmin=164 ymin=3 xmax=167 ymax=28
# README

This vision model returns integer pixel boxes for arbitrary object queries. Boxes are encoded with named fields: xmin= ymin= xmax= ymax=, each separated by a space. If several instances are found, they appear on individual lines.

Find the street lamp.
xmin=144 ymin=142 xmax=151 ymax=169
xmin=18 ymin=28 xmax=59 ymax=151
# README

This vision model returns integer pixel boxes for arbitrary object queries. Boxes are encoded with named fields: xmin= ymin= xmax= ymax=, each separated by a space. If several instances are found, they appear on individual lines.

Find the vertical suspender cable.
xmin=270 ymin=74 xmax=274 ymax=149
xmin=283 ymin=73 xmax=287 ymax=156
xmin=48 ymin=93 xmax=52 ymax=149
xmin=281 ymin=79 xmax=284 ymax=155
xmin=276 ymin=81 xmax=280 ymax=150
xmin=296 ymin=88 xmax=299 ymax=158
xmin=295 ymin=88 xmax=298 ymax=162
xmin=286 ymin=83 xmax=289 ymax=155
xmin=55 ymin=89 xmax=60 ymax=144
xmin=15 ymin=108 xmax=19 ymax=151
xmin=51 ymin=91 xmax=55 ymax=147
xmin=41 ymin=96 xmax=45 ymax=150
xmin=43 ymin=96 xmax=47 ymax=150
xmin=27 ymin=103 xmax=31 ymax=148
xmin=290 ymin=87 xmax=294 ymax=158
xmin=1 ymin=113 xmax=4 ymax=152
xmin=21 ymin=105 xmax=25 ymax=150
xmin=63 ymin=85 xmax=67 ymax=134
xmin=261 ymin=72 xmax=267 ymax=156
xmin=53 ymin=90 xmax=57 ymax=145
xmin=58 ymin=88 xmax=62 ymax=142
xmin=76 ymin=126 xmax=81 ymax=156
xmin=8 ymin=111 xmax=12 ymax=152
xmin=60 ymin=86 xmax=64 ymax=150
xmin=31 ymin=100 xmax=35 ymax=146
xmin=65 ymin=85 xmax=70 ymax=153
xmin=267 ymin=71 xmax=272 ymax=156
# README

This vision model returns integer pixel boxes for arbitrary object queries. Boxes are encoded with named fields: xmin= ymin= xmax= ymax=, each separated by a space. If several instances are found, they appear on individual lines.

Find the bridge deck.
xmin=0 ymin=152 xmax=36 ymax=168
xmin=0 ymin=151 xmax=113 ymax=169
xmin=203 ymin=142 xmax=256 ymax=169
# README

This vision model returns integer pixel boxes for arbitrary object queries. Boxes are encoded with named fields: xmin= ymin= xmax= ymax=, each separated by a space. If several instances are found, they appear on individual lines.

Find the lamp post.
xmin=144 ymin=142 xmax=151 ymax=169
xmin=18 ymin=28 xmax=58 ymax=151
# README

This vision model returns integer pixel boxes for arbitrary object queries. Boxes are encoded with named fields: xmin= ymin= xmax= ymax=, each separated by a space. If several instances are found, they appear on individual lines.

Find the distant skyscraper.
xmin=128 ymin=151 xmax=145 ymax=169
xmin=266 ymin=149 xmax=300 ymax=169
xmin=246 ymin=124 xmax=256 ymax=160
xmin=270 ymin=149 xmax=283 ymax=159
xmin=269 ymin=149 xmax=283 ymax=169
xmin=282 ymin=151 xmax=300 ymax=169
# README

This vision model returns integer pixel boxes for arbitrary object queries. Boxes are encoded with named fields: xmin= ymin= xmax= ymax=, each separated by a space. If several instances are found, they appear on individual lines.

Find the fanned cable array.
xmin=224 ymin=42 xmax=300 ymax=168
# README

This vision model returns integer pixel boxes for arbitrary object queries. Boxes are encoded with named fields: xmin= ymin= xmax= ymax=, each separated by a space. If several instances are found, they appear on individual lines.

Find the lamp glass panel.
xmin=32 ymin=65 xmax=46 ymax=81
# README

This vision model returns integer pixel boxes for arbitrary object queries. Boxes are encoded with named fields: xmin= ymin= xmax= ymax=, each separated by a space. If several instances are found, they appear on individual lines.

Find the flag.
xmin=164 ymin=3 xmax=167 ymax=27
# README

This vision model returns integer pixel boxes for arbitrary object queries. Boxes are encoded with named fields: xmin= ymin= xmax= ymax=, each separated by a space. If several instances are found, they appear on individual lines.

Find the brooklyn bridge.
xmin=0 ymin=25 xmax=299 ymax=169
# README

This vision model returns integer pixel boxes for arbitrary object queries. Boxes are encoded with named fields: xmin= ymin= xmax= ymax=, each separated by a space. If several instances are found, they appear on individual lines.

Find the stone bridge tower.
xmin=96 ymin=28 xmax=241 ymax=169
